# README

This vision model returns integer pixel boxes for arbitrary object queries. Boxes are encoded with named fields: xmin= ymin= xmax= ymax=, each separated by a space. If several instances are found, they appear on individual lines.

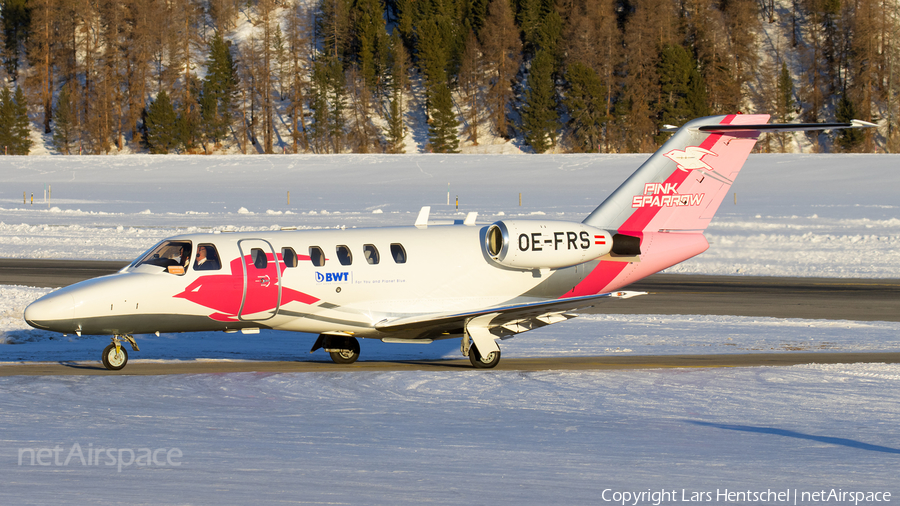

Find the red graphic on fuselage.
xmin=174 ymin=253 xmax=319 ymax=322
xmin=664 ymin=146 xmax=718 ymax=173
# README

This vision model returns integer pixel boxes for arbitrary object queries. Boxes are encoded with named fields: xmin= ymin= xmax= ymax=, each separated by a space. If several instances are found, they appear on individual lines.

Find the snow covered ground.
xmin=3 ymin=364 xmax=899 ymax=504
xmin=0 ymin=153 xmax=898 ymax=277
xmin=1 ymin=153 xmax=898 ymax=504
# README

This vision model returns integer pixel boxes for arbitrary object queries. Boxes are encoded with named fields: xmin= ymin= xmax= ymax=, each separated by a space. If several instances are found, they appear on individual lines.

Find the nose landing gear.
xmin=101 ymin=335 xmax=140 ymax=371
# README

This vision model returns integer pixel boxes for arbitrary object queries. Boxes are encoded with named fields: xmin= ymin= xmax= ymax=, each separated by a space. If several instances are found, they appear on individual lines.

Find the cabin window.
xmin=363 ymin=244 xmax=380 ymax=264
xmin=390 ymin=243 xmax=407 ymax=264
xmin=250 ymin=248 xmax=267 ymax=269
xmin=193 ymin=244 xmax=221 ymax=271
xmin=133 ymin=240 xmax=192 ymax=275
xmin=309 ymin=246 xmax=326 ymax=266
xmin=282 ymin=247 xmax=298 ymax=268
xmin=336 ymin=245 xmax=352 ymax=265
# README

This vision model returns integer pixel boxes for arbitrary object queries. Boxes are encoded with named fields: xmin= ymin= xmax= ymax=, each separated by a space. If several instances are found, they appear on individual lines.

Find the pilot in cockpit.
xmin=194 ymin=245 xmax=220 ymax=270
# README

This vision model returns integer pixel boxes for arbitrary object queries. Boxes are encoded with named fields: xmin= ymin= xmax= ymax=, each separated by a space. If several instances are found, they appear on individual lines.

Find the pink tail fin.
xmin=583 ymin=114 xmax=768 ymax=234
xmin=566 ymin=114 xmax=874 ymax=297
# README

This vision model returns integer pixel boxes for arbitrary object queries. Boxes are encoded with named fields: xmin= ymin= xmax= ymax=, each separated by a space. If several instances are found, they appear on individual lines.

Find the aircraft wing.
xmin=374 ymin=291 xmax=645 ymax=339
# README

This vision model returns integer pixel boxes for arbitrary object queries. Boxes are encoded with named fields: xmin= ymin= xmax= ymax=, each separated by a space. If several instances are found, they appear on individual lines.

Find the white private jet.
xmin=24 ymin=115 xmax=874 ymax=370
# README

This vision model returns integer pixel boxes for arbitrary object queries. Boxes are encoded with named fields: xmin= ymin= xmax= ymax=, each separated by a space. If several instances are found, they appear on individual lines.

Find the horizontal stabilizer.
xmin=660 ymin=119 xmax=876 ymax=134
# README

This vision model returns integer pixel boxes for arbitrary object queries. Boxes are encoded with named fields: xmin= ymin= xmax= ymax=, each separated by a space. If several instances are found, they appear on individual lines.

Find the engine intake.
xmin=484 ymin=220 xmax=614 ymax=270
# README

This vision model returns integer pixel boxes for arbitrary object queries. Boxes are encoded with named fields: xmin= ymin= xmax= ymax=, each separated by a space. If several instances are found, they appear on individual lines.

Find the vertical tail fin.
xmin=567 ymin=114 xmax=874 ymax=297
xmin=583 ymin=114 xmax=768 ymax=234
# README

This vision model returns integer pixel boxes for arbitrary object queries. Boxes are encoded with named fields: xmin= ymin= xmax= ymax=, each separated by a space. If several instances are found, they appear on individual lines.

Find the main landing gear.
xmin=101 ymin=334 xmax=140 ymax=371
xmin=310 ymin=334 xmax=360 ymax=364
xmin=461 ymin=333 xmax=501 ymax=369
xmin=309 ymin=333 xmax=502 ymax=368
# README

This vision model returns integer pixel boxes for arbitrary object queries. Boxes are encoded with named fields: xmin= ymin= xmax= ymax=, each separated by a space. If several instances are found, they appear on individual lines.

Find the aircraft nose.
xmin=24 ymin=290 xmax=76 ymax=331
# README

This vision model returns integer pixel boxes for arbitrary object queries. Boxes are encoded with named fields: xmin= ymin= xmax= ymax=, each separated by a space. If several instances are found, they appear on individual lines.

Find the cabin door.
xmin=237 ymin=239 xmax=281 ymax=321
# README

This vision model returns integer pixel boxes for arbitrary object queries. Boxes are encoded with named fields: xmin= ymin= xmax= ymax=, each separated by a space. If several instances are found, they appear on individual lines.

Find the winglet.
xmin=851 ymin=119 xmax=878 ymax=128
xmin=611 ymin=291 xmax=647 ymax=299
xmin=415 ymin=206 xmax=430 ymax=228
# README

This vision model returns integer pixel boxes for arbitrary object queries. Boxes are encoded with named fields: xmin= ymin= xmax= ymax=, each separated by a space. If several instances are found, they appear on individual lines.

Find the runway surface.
xmin=2 ymin=259 xmax=899 ymax=375
xmin=3 ymin=353 xmax=899 ymax=376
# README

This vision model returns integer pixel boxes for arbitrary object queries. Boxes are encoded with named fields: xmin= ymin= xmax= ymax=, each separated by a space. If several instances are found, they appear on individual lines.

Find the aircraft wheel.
xmin=329 ymin=337 xmax=360 ymax=364
xmin=468 ymin=345 xmax=500 ymax=369
xmin=101 ymin=344 xmax=128 ymax=371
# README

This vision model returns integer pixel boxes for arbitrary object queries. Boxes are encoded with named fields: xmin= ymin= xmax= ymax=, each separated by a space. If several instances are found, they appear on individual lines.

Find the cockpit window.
xmin=193 ymin=244 xmax=221 ymax=271
xmin=133 ymin=240 xmax=192 ymax=275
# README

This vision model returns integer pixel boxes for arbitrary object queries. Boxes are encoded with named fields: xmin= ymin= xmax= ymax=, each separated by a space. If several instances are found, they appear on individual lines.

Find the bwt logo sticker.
xmin=315 ymin=271 xmax=351 ymax=283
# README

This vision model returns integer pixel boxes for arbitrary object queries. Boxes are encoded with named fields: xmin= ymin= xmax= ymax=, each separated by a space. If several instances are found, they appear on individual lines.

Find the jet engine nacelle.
xmin=484 ymin=220 xmax=613 ymax=270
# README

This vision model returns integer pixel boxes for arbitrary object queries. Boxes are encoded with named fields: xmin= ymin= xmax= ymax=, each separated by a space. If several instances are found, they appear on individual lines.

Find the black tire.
xmin=101 ymin=344 xmax=128 ymax=371
xmin=329 ymin=337 xmax=360 ymax=364
xmin=468 ymin=345 xmax=500 ymax=369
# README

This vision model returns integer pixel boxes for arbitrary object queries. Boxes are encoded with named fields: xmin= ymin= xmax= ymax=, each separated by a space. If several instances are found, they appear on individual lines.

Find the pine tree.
xmin=384 ymin=32 xmax=408 ymax=154
xmin=325 ymin=57 xmax=347 ymax=153
xmin=564 ymin=62 xmax=607 ymax=153
xmin=144 ymin=90 xmax=179 ymax=153
xmin=535 ymin=9 xmax=562 ymax=67
xmin=309 ymin=65 xmax=330 ymax=153
xmin=521 ymin=50 xmax=558 ymax=153
xmin=657 ymin=44 xmax=708 ymax=142
xmin=0 ymin=87 xmax=14 ymax=154
xmin=10 ymin=86 xmax=32 ymax=155
xmin=835 ymin=94 xmax=863 ymax=152
xmin=350 ymin=0 xmax=387 ymax=90
xmin=417 ymin=18 xmax=450 ymax=108
xmin=201 ymin=32 xmax=238 ymax=149
xmin=319 ymin=0 xmax=352 ymax=59
xmin=27 ymin=0 xmax=54 ymax=134
xmin=309 ymin=56 xmax=346 ymax=153
xmin=427 ymin=84 xmax=460 ymax=153
xmin=775 ymin=61 xmax=795 ymax=152
xmin=52 ymin=84 xmax=77 ymax=155
xmin=517 ymin=0 xmax=542 ymax=52
xmin=458 ymin=29 xmax=482 ymax=145
xmin=1 ymin=0 xmax=29 ymax=80
xmin=385 ymin=87 xmax=405 ymax=153
xmin=0 ymin=86 xmax=32 ymax=155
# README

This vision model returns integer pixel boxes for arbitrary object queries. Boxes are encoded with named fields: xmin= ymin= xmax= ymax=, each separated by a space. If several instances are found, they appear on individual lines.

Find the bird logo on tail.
xmin=663 ymin=146 xmax=733 ymax=184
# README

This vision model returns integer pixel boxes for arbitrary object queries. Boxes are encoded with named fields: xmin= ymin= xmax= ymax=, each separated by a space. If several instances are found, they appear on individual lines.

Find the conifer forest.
xmin=0 ymin=0 xmax=897 ymax=155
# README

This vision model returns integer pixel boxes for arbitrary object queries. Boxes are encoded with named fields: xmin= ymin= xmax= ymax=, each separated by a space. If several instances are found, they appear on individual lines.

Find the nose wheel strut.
xmin=101 ymin=335 xmax=139 ymax=371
